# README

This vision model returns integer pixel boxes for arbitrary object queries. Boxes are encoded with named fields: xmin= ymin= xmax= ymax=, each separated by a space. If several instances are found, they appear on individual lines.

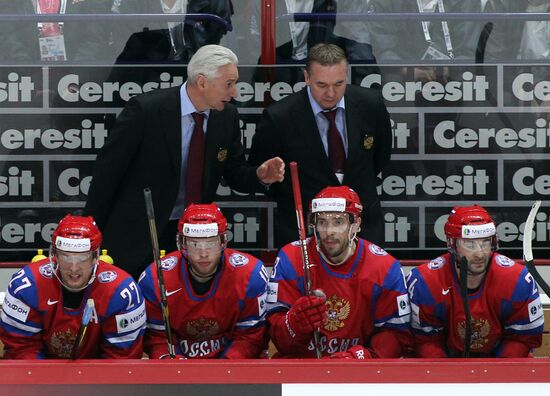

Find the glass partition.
xmin=0 ymin=1 xmax=549 ymax=264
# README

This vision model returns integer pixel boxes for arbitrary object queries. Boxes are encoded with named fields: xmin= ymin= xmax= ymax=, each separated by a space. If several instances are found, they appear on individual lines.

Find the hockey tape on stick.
xmin=71 ymin=298 xmax=95 ymax=360
xmin=523 ymin=200 xmax=550 ymax=297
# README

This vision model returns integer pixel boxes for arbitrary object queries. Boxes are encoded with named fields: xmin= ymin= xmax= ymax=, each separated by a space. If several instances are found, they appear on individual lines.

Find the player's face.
xmin=304 ymin=60 xmax=348 ymax=110
xmin=56 ymin=250 xmax=96 ymax=290
xmin=200 ymin=63 xmax=238 ymax=111
xmin=185 ymin=236 xmax=223 ymax=278
xmin=315 ymin=212 xmax=352 ymax=262
xmin=455 ymin=237 xmax=493 ymax=276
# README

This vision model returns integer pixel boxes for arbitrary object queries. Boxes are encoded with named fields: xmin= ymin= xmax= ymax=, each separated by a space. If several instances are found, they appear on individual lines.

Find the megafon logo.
xmin=55 ymin=236 xmax=91 ymax=252
xmin=311 ymin=198 xmax=346 ymax=213
xmin=183 ymin=223 xmax=218 ymax=237
xmin=461 ymin=223 xmax=495 ymax=239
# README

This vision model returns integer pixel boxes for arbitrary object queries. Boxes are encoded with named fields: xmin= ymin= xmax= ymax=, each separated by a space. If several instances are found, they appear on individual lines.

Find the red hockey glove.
xmin=328 ymin=345 xmax=373 ymax=359
xmin=285 ymin=295 xmax=327 ymax=339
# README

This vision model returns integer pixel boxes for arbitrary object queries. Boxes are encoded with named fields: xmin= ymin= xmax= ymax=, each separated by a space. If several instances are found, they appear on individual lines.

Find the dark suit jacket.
xmin=249 ymin=85 xmax=392 ymax=246
xmin=85 ymin=86 xmax=262 ymax=279
xmin=0 ymin=0 xmax=112 ymax=63
xmin=112 ymin=0 xmax=233 ymax=62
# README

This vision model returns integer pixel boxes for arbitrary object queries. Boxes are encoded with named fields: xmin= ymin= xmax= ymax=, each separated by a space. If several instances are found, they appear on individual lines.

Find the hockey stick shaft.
xmin=523 ymin=200 xmax=550 ymax=297
xmin=289 ymin=162 xmax=322 ymax=359
xmin=458 ymin=258 xmax=471 ymax=358
xmin=71 ymin=298 xmax=95 ymax=360
xmin=144 ymin=188 xmax=176 ymax=359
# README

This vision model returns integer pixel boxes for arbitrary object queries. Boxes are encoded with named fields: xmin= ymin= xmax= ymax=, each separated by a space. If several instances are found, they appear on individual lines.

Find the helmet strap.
xmin=53 ymin=258 xmax=98 ymax=293
xmin=50 ymin=247 xmax=99 ymax=293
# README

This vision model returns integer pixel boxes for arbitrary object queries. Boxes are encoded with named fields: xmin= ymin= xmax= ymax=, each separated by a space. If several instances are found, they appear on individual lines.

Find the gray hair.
xmin=187 ymin=45 xmax=238 ymax=84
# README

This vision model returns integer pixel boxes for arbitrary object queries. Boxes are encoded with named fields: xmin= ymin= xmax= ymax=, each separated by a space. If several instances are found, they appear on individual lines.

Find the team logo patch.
xmin=229 ymin=253 xmax=249 ymax=267
xmin=362 ymin=135 xmax=374 ymax=150
xmin=39 ymin=263 xmax=54 ymax=278
xmin=495 ymin=255 xmax=515 ymax=267
xmin=186 ymin=317 xmax=220 ymax=341
xmin=428 ymin=256 xmax=446 ymax=270
xmin=161 ymin=256 xmax=178 ymax=271
xmin=98 ymin=271 xmax=117 ymax=283
xmin=217 ymin=148 xmax=228 ymax=162
xmin=368 ymin=243 xmax=388 ymax=256
xmin=50 ymin=328 xmax=76 ymax=358
xmin=324 ymin=294 xmax=351 ymax=332
xmin=457 ymin=317 xmax=490 ymax=350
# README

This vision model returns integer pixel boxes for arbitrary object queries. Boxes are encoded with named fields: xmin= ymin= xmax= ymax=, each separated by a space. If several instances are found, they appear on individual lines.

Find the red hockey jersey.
xmin=139 ymin=248 xmax=269 ymax=359
xmin=408 ymin=253 xmax=544 ymax=357
xmin=267 ymin=238 xmax=412 ymax=358
xmin=0 ymin=260 xmax=145 ymax=359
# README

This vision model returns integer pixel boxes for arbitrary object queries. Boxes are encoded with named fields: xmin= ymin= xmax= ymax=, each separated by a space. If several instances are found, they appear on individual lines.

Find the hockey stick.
xmin=523 ymin=200 xmax=550 ymax=297
xmin=144 ymin=188 xmax=176 ymax=359
xmin=289 ymin=162 xmax=322 ymax=359
xmin=458 ymin=257 xmax=471 ymax=358
xmin=71 ymin=298 xmax=95 ymax=360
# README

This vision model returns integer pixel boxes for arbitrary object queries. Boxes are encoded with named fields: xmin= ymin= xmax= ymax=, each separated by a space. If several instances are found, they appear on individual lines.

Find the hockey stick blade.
xmin=523 ymin=200 xmax=541 ymax=263
xmin=522 ymin=200 xmax=550 ymax=297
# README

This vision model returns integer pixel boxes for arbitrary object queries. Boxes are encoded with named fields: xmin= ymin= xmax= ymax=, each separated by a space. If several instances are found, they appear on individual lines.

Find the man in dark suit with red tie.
xmin=249 ymin=43 xmax=392 ymax=246
xmin=85 ymin=44 xmax=284 ymax=280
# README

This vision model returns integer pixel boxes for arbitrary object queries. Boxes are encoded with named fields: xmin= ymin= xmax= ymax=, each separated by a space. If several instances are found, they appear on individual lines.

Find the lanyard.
xmin=162 ymin=0 xmax=187 ymax=57
xmin=416 ymin=0 xmax=454 ymax=59
xmin=36 ymin=0 xmax=67 ymax=14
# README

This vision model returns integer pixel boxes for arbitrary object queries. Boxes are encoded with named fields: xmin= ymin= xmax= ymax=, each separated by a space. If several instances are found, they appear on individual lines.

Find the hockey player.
xmin=408 ymin=205 xmax=544 ymax=357
xmin=139 ymin=203 xmax=269 ymax=359
xmin=266 ymin=186 xmax=411 ymax=358
xmin=0 ymin=215 xmax=145 ymax=359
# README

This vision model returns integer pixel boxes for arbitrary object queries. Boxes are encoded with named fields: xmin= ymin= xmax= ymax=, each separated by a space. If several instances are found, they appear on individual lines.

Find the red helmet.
xmin=178 ymin=203 xmax=227 ymax=238
xmin=52 ymin=215 xmax=102 ymax=252
xmin=444 ymin=205 xmax=496 ymax=240
xmin=310 ymin=186 xmax=363 ymax=218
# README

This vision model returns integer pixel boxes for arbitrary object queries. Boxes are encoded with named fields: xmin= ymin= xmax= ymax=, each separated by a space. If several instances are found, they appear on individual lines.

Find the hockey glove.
xmin=328 ymin=345 xmax=373 ymax=359
xmin=285 ymin=295 xmax=327 ymax=339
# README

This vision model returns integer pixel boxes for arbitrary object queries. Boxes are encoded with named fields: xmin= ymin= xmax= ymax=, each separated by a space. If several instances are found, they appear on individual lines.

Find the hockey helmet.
xmin=310 ymin=186 xmax=363 ymax=218
xmin=444 ymin=205 xmax=496 ymax=239
xmin=444 ymin=205 xmax=498 ymax=252
xmin=178 ymin=203 xmax=227 ymax=237
xmin=52 ymin=214 xmax=102 ymax=253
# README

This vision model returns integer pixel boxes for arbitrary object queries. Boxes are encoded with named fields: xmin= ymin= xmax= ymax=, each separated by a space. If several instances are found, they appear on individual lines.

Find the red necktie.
xmin=322 ymin=109 xmax=346 ymax=174
xmin=37 ymin=0 xmax=62 ymax=36
xmin=185 ymin=112 xmax=205 ymax=206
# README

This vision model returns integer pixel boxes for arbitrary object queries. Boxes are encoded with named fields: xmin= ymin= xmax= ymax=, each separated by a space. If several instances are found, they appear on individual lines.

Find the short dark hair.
xmin=306 ymin=43 xmax=348 ymax=72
